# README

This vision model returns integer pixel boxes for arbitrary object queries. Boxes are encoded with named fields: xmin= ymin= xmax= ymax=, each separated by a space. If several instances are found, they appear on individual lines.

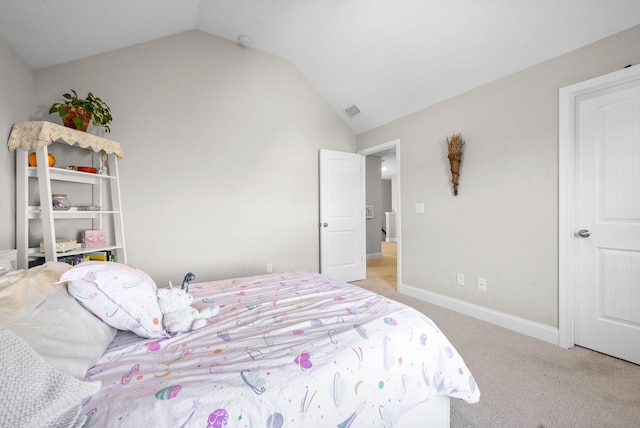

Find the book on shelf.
xmin=58 ymin=250 xmax=117 ymax=265
xmin=56 ymin=255 xmax=85 ymax=266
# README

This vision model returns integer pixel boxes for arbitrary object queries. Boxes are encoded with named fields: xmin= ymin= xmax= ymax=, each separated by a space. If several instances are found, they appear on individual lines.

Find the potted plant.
xmin=49 ymin=89 xmax=113 ymax=132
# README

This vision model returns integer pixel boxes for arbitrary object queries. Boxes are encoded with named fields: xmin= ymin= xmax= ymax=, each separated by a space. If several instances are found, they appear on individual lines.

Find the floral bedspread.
xmin=82 ymin=272 xmax=479 ymax=427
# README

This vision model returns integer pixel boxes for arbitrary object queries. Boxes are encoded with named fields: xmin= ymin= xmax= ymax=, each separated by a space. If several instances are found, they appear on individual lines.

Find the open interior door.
xmin=319 ymin=149 xmax=365 ymax=282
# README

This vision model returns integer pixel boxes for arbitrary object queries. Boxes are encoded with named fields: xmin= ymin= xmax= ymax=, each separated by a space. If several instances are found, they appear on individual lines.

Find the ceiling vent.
xmin=343 ymin=105 xmax=361 ymax=119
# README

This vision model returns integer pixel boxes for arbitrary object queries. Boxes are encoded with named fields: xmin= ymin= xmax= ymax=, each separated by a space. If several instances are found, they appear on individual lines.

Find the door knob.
xmin=321 ymin=223 xmax=328 ymax=227
xmin=577 ymin=229 xmax=591 ymax=238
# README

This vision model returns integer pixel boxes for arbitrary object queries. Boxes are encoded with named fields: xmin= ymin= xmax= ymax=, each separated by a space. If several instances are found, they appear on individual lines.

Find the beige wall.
xmin=28 ymin=30 xmax=355 ymax=285
xmin=5 ymin=24 xmax=640 ymax=328
xmin=0 ymin=35 xmax=34 ymax=250
xmin=357 ymin=25 xmax=640 ymax=328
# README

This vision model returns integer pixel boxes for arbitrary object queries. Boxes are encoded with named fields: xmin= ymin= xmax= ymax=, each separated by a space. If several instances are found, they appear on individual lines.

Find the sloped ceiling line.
xmin=1 ymin=0 xmax=639 ymax=134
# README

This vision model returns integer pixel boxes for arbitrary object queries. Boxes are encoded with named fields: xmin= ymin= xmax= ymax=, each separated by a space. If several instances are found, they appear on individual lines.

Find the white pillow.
xmin=61 ymin=261 xmax=167 ymax=339
xmin=0 ymin=262 xmax=117 ymax=379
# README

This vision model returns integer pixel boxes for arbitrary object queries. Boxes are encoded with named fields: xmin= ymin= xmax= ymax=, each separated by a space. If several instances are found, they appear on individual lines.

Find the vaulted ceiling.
xmin=1 ymin=0 xmax=639 ymax=135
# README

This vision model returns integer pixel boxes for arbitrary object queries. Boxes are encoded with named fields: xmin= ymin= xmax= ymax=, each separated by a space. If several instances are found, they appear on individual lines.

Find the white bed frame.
xmin=397 ymin=395 xmax=450 ymax=427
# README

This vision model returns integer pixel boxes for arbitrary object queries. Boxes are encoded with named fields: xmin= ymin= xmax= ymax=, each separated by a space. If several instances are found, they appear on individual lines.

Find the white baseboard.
xmin=398 ymin=282 xmax=559 ymax=345
xmin=367 ymin=252 xmax=382 ymax=260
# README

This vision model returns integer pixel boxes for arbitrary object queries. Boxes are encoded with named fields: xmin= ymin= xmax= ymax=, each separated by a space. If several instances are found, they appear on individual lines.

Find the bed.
xmin=0 ymin=261 xmax=479 ymax=427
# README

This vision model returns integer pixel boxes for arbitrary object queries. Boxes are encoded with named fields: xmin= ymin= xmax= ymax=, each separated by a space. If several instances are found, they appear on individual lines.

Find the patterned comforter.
xmin=82 ymin=272 xmax=479 ymax=427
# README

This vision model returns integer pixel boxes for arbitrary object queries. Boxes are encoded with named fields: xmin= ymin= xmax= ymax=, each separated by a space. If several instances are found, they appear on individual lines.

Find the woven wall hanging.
xmin=446 ymin=133 xmax=465 ymax=196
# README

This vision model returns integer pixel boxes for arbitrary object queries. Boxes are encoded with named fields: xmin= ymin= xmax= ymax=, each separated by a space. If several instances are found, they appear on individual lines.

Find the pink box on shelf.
xmin=83 ymin=230 xmax=106 ymax=248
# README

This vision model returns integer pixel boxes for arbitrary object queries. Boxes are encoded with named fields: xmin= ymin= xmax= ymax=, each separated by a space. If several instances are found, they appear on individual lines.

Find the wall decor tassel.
xmin=446 ymin=133 xmax=464 ymax=196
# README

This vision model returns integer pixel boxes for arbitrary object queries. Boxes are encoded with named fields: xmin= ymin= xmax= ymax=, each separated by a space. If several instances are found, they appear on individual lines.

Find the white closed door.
xmin=319 ymin=149 xmax=365 ymax=282
xmin=575 ymin=74 xmax=640 ymax=365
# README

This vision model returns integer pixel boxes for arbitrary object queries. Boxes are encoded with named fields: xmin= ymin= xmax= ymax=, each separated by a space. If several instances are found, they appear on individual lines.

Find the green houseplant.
xmin=49 ymin=89 xmax=113 ymax=132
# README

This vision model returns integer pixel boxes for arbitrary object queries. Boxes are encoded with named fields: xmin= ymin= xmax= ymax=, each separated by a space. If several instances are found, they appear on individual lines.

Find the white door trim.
xmin=558 ymin=65 xmax=640 ymax=349
xmin=358 ymin=139 xmax=401 ymax=287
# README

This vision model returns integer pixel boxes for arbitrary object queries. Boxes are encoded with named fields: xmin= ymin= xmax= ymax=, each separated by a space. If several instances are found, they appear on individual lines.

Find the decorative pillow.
xmin=60 ymin=261 xmax=167 ymax=339
xmin=0 ymin=262 xmax=117 ymax=380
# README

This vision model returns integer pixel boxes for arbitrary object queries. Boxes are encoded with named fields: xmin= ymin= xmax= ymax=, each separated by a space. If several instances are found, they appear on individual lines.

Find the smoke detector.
xmin=238 ymin=34 xmax=251 ymax=47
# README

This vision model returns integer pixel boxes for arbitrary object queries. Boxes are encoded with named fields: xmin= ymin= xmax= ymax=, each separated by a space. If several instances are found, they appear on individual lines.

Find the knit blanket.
xmin=0 ymin=324 xmax=101 ymax=427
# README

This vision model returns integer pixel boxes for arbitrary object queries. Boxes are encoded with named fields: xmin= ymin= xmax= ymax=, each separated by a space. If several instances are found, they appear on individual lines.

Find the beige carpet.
xmin=353 ymin=254 xmax=640 ymax=428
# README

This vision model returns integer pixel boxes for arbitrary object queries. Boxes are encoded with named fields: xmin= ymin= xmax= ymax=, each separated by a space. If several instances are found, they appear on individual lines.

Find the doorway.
xmin=358 ymin=140 xmax=401 ymax=290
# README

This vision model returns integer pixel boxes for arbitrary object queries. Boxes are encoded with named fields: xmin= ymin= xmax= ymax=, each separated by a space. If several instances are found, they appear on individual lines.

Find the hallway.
xmin=354 ymin=241 xmax=397 ymax=293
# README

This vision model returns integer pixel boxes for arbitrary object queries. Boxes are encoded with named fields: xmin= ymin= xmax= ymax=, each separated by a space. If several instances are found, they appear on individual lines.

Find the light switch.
xmin=415 ymin=203 xmax=425 ymax=213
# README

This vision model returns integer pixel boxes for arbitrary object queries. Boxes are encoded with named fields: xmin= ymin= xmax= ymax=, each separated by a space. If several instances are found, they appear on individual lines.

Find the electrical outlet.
xmin=477 ymin=277 xmax=487 ymax=291
xmin=266 ymin=263 xmax=273 ymax=273
xmin=456 ymin=273 xmax=465 ymax=286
